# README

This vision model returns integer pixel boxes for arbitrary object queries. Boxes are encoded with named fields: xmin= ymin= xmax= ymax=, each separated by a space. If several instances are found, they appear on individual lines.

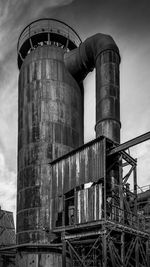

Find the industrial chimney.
xmin=16 ymin=18 xmax=120 ymax=266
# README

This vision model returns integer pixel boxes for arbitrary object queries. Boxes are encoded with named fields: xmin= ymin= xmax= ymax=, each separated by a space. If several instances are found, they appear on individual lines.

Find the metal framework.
xmin=53 ymin=134 xmax=150 ymax=267
xmin=0 ymin=209 xmax=16 ymax=266
xmin=17 ymin=18 xmax=82 ymax=69
xmin=0 ymin=209 xmax=15 ymax=247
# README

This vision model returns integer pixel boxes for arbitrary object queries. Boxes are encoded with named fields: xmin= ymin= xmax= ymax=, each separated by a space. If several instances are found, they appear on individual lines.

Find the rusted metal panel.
xmin=75 ymin=184 xmax=102 ymax=224
xmin=51 ymin=138 xmax=105 ymax=196
xmin=88 ymin=187 xmax=94 ymax=221
xmin=76 ymin=190 xmax=81 ymax=224
xmin=58 ymin=161 xmax=63 ymax=196
xmin=63 ymin=160 xmax=69 ymax=193
xmin=17 ymin=45 xmax=83 ymax=245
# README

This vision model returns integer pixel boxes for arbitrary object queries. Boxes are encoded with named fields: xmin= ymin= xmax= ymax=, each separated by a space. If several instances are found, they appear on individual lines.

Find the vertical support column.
xmin=146 ymin=240 xmax=149 ymax=267
xmin=119 ymin=156 xmax=125 ymax=266
xmin=74 ymin=188 xmax=77 ymax=225
xmin=102 ymin=232 xmax=107 ymax=267
xmin=103 ymin=137 xmax=107 ymax=267
xmin=62 ymin=195 xmax=66 ymax=267
xmin=135 ymin=236 xmax=139 ymax=267
xmin=133 ymin=161 xmax=138 ymax=216
xmin=62 ymin=194 xmax=65 ymax=227
xmin=103 ymin=138 xmax=107 ymax=221
xmin=121 ymin=232 xmax=125 ymax=267
xmin=62 ymin=232 xmax=66 ymax=267
xmin=29 ymin=38 xmax=33 ymax=50
xmin=95 ymin=50 xmax=121 ymax=143
xmin=119 ymin=155 xmax=123 ymax=222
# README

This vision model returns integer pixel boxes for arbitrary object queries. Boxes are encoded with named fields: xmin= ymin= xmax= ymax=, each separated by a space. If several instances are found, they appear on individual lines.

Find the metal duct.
xmin=64 ymin=33 xmax=121 ymax=143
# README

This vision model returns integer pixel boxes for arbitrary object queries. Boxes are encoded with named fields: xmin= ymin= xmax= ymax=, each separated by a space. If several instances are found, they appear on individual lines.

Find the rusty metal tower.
xmin=16 ymin=18 xmax=150 ymax=267
xmin=17 ymin=18 xmax=83 ymax=266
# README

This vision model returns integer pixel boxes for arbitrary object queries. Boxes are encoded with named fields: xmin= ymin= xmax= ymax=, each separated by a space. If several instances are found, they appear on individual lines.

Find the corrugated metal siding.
xmin=51 ymin=138 xmax=105 ymax=195
xmin=50 ymin=139 xmax=105 ymax=228
xmin=76 ymin=184 xmax=102 ymax=224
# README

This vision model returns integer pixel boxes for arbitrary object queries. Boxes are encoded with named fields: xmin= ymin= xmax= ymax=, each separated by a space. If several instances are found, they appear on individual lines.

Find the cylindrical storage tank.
xmin=17 ymin=19 xmax=83 ymax=266
xmin=95 ymin=50 xmax=120 ymax=143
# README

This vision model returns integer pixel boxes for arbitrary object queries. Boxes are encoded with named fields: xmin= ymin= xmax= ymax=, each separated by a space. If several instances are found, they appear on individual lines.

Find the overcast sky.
xmin=0 ymin=0 xmax=150 ymax=221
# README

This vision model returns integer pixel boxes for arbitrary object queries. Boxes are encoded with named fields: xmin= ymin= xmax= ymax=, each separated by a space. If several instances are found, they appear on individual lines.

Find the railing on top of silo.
xmin=17 ymin=18 xmax=82 ymax=69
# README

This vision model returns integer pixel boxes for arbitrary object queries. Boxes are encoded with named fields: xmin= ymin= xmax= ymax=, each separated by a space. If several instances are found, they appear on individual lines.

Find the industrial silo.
xmin=16 ymin=16 xmax=121 ymax=266
xmin=16 ymin=19 xmax=83 ymax=266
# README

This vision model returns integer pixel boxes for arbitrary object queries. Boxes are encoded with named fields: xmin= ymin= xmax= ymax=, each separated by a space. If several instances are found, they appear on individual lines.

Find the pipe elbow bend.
xmin=64 ymin=33 xmax=120 ymax=82
xmin=80 ymin=33 xmax=120 ymax=68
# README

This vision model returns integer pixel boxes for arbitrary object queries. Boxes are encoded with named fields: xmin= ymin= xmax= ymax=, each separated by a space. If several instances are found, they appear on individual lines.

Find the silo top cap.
xmin=17 ymin=18 xmax=82 ymax=69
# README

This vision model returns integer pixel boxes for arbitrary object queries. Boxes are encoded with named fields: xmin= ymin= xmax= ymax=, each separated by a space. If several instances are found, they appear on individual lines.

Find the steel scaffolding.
xmin=52 ymin=134 xmax=150 ymax=267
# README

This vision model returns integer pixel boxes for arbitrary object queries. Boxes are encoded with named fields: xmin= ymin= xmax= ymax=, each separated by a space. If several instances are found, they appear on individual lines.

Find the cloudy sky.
xmin=0 ymin=0 xmax=150 ymax=223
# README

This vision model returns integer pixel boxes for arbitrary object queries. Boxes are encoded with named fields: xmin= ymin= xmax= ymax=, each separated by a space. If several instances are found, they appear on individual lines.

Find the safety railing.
xmin=17 ymin=18 xmax=82 ymax=53
xmin=108 ymin=204 xmax=146 ymax=231
xmin=137 ymin=184 xmax=150 ymax=194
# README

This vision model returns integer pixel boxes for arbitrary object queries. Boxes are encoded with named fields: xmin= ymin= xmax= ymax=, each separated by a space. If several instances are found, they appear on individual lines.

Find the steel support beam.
xmin=102 ymin=232 xmax=107 ymax=267
xmin=133 ymin=166 xmax=138 ymax=216
xmin=125 ymin=237 xmax=136 ymax=267
xmin=108 ymin=240 xmax=117 ymax=267
xmin=121 ymin=151 xmax=137 ymax=166
xmin=121 ymin=232 xmax=125 ymax=266
xmin=64 ymin=230 xmax=105 ymax=240
xmin=62 ymin=238 xmax=66 ymax=267
xmin=108 ymin=131 xmax=150 ymax=156
xmin=139 ymin=238 xmax=148 ymax=267
xmin=66 ymin=240 xmax=87 ymax=267
xmin=135 ymin=236 xmax=139 ymax=267
xmin=112 ymin=241 xmax=123 ymax=266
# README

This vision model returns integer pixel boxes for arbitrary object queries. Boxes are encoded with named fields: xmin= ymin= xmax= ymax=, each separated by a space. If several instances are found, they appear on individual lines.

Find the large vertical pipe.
xmin=65 ymin=33 xmax=121 ymax=143
xmin=95 ymin=50 xmax=120 ymax=143
xmin=65 ymin=34 xmax=121 ymax=209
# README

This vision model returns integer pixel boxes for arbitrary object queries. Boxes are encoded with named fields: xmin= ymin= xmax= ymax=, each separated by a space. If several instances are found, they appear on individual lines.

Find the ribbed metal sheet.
xmin=51 ymin=138 xmax=105 ymax=195
xmin=50 ymin=138 xmax=105 ymax=229
xmin=76 ymin=184 xmax=102 ymax=224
